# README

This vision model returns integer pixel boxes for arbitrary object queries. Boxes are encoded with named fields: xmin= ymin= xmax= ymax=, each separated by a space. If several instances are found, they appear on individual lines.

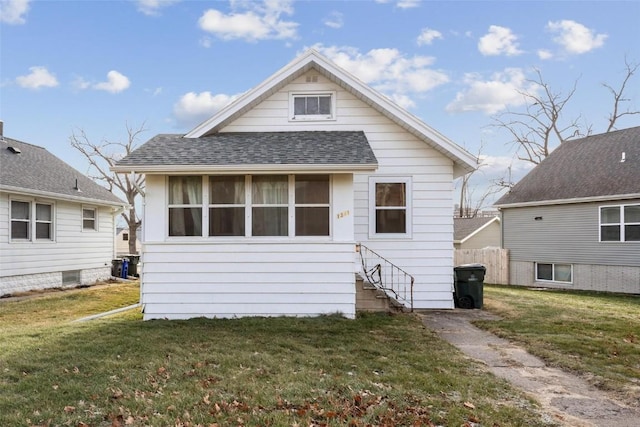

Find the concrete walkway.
xmin=421 ymin=309 xmax=640 ymax=427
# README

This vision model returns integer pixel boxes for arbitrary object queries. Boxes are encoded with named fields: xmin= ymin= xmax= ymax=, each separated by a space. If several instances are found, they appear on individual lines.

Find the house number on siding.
xmin=337 ymin=210 xmax=350 ymax=219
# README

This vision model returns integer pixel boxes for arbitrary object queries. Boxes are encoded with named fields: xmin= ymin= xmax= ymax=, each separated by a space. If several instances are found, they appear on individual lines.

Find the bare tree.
xmin=70 ymin=123 xmax=146 ymax=254
xmin=604 ymin=58 xmax=640 ymax=132
xmin=493 ymin=59 xmax=639 ymax=166
xmin=456 ymin=142 xmax=503 ymax=218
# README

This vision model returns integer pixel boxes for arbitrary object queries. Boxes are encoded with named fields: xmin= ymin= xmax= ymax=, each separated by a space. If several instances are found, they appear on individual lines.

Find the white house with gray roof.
xmin=113 ymin=49 xmax=477 ymax=320
xmin=0 ymin=131 xmax=126 ymax=296
xmin=495 ymin=126 xmax=640 ymax=294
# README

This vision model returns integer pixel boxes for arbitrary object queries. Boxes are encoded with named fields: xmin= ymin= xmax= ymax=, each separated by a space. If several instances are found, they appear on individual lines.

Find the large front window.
xmin=600 ymin=204 xmax=640 ymax=242
xmin=169 ymin=175 xmax=331 ymax=238
xmin=369 ymin=177 xmax=412 ymax=237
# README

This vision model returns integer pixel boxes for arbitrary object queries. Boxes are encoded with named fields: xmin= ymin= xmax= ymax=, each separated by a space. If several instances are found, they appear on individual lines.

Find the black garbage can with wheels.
xmin=454 ymin=264 xmax=486 ymax=309
xmin=127 ymin=255 xmax=140 ymax=277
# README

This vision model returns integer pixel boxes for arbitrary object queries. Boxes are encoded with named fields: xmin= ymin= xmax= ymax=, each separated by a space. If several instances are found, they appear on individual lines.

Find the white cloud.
xmin=446 ymin=68 xmax=537 ymax=114
xmin=93 ymin=70 xmax=131 ymax=93
xmin=136 ymin=0 xmax=181 ymax=16
xmin=397 ymin=0 xmax=420 ymax=8
xmin=198 ymin=0 xmax=298 ymax=42
xmin=323 ymin=11 xmax=343 ymax=29
xmin=16 ymin=66 xmax=58 ymax=89
xmin=417 ymin=28 xmax=443 ymax=46
xmin=478 ymin=25 xmax=522 ymax=56
xmin=173 ymin=91 xmax=240 ymax=126
xmin=0 ymin=0 xmax=30 ymax=24
xmin=309 ymin=44 xmax=449 ymax=108
xmin=537 ymin=49 xmax=553 ymax=60
xmin=547 ymin=19 xmax=607 ymax=54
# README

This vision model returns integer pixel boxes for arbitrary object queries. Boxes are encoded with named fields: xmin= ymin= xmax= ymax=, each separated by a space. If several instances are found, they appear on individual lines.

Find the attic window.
xmin=289 ymin=91 xmax=335 ymax=121
xmin=7 ymin=146 xmax=21 ymax=154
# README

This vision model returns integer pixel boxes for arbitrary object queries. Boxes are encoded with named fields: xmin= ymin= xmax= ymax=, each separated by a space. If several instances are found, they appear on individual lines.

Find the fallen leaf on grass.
xmin=63 ymin=405 xmax=75 ymax=413
xmin=463 ymin=402 xmax=475 ymax=409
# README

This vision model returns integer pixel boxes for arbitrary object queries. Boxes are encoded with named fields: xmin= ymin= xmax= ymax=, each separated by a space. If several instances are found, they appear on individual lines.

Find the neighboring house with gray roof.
xmin=495 ymin=126 xmax=640 ymax=294
xmin=454 ymin=216 xmax=500 ymax=250
xmin=0 ymin=130 xmax=126 ymax=296
xmin=113 ymin=49 xmax=477 ymax=320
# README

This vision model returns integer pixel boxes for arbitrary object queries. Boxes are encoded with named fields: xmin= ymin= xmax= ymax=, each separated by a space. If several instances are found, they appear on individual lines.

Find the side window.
xmin=10 ymin=200 xmax=31 ymax=240
xmin=168 ymin=176 xmax=203 ymax=237
xmin=536 ymin=263 xmax=572 ymax=283
xmin=82 ymin=207 xmax=97 ymax=231
xmin=35 ymin=203 xmax=53 ymax=240
xmin=600 ymin=204 xmax=640 ymax=242
xmin=369 ymin=177 xmax=412 ymax=238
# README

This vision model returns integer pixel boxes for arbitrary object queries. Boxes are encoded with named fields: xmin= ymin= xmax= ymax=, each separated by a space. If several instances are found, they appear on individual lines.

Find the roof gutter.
xmin=0 ymin=185 xmax=126 ymax=208
xmin=495 ymin=193 xmax=640 ymax=209
xmin=111 ymin=163 xmax=379 ymax=174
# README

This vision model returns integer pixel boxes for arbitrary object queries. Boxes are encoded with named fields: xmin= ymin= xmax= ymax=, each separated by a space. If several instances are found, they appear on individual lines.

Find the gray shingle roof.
xmin=495 ymin=126 xmax=640 ymax=207
xmin=0 ymin=136 xmax=125 ymax=205
xmin=454 ymin=216 xmax=499 ymax=241
xmin=113 ymin=131 xmax=378 ymax=170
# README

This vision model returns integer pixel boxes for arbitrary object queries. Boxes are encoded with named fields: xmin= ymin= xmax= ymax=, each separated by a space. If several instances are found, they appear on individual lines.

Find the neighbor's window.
xmin=209 ymin=175 xmax=246 ymax=237
xmin=600 ymin=204 xmax=640 ymax=242
xmin=10 ymin=200 xmax=31 ymax=240
xmin=536 ymin=263 xmax=572 ymax=283
xmin=122 ymin=232 xmax=129 ymax=241
xmin=82 ymin=208 xmax=97 ymax=231
xmin=290 ymin=92 xmax=335 ymax=120
xmin=169 ymin=176 xmax=203 ymax=237
xmin=295 ymin=175 xmax=330 ymax=236
xmin=35 ymin=203 xmax=53 ymax=240
xmin=252 ymin=175 xmax=288 ymax=236
xmin=370 ymin=177 xmax=412 ymax=237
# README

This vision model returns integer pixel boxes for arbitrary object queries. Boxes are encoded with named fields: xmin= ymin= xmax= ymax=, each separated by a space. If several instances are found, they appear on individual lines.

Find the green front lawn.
xmin=0 ymin=283 xmax=551 ymax=427
xmin=479 ymin=285 xmax=640 ymax=406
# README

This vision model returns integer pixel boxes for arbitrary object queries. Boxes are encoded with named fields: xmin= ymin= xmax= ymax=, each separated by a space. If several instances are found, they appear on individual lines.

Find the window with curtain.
xmin=209 ymin=175 xmax=245 ymax=236
xmin=252 ymin=175 xmax=288 ymax=236
xmin=169 ymin=176 xmax=203 ymax=236
xmin=295 ymin=175 xmax=330 ymax=236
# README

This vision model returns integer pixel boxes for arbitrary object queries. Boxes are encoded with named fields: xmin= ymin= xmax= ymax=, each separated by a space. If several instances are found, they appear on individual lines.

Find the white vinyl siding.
xmin=1 ymin=192 xmax=115 ymax=280
xmin=219 ymin=70 xmax=457 ymax=309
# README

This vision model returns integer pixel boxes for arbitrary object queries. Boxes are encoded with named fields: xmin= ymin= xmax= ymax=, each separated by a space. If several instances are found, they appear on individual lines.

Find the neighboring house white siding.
xmin=0 ymin=192 xmax=116 ymax=295
xmin=116 ymin=228 xmax=141 ymax=256
xmin=221 ymin=72 xmax=456 ymax=309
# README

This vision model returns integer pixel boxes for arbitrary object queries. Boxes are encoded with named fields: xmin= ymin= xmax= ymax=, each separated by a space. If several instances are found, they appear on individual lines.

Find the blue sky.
xmin=1 ymin=0 xmax=639 ymax=208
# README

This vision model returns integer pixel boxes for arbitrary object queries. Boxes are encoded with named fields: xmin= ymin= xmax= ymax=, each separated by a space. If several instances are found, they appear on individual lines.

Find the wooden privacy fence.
xmin=454 ymin=248 xmax=509 ymax=285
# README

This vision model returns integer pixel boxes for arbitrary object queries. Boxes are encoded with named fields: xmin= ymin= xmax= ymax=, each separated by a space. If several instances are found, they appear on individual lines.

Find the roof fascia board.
xmin=495 ymin=193 xmax=640 ymax=209
xmin=0 ymin=185 xmax=126 ymax=208
xmin=459 ymin=217 xmax=500 ymax=244
xmin=184 ymin=50 xmax=477 ymax=174
xmin=111 ymin=163 xmax=378 ymax=174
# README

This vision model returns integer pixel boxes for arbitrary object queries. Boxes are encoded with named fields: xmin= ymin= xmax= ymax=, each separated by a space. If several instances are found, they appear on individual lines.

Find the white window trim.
xmin=9 ymin=197 xmax=56 ymax=243
xmin=535 ymin=262 xmax=573 ymax=284
xmin=288 ymin=91 xmax=337 ymax=122
xmin=368 ymin=176 xmax=412 ymax=239
xmin=599 ymin=203 xmax=640 ymax=242
xmin=82 ymin=206 xmax=98 ymax=232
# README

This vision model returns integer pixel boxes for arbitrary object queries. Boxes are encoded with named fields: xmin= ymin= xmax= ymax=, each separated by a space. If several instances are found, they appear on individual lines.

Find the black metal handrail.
xmin=357 ymin=243 xmax=414 ymax=311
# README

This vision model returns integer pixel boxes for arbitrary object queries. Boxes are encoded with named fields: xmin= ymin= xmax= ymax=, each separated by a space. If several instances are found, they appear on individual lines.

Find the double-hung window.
xmin=168 ymin=176 xmax=203 ymax=237
xmin=10 ymin=200 xmax=54 ymax=241
xmin=82 ymin=208 xmax=97 ymax=231
xmin=289 ymin=92 xmax=335 ymax=121
xmin=295 ymin=175 xmax=330 ymax=236
xmin=600 ymin=204 xmax=640 ymax=242
xmin=209 ymin=175 xmax=246 ymax=236
xmin=252 ymin=175 xmax=288 ymax=236
xmin=369 ymin=177 xmax=412 ymax=237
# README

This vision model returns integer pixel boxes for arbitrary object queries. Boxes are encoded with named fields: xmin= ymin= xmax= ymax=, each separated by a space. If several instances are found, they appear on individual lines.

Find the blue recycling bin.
xmin=121 ymin=258 xmax=129 ymax=278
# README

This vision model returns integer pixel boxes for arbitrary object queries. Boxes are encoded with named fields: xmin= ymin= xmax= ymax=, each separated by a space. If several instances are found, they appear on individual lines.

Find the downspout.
xmin=130 ymin=171 xmax=145 ymax=313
